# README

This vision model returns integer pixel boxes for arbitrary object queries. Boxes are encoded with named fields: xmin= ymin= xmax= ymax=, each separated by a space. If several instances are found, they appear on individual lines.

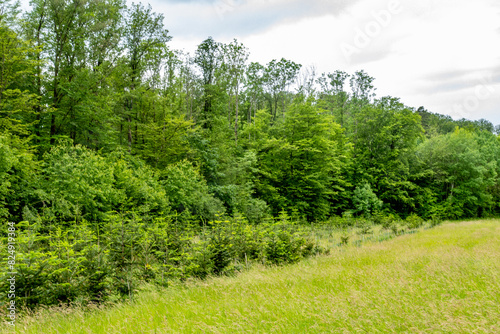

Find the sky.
xmin=20 ymin=0 xmax=500 ymax=125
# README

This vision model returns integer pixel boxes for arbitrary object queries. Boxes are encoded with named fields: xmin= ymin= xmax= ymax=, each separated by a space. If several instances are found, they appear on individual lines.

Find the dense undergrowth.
xmin=0 ymin=211 xmax=439 ymax=313
xmin=0 ymin=212 xmax=321 ymax=310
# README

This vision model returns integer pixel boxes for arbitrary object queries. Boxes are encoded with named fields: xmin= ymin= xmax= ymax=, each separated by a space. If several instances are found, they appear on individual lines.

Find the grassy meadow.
xmin=8 ymin=220 xmax=500 ymax=333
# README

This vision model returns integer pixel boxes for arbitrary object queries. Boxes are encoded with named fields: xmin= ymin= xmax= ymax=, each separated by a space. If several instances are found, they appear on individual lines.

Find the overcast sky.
xmin=147 ymin=0 xmax=500 ymax=125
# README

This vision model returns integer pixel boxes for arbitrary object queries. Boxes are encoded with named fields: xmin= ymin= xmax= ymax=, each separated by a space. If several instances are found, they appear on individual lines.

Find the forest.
xmin=1 ymin=0 xmax=500 ymax=310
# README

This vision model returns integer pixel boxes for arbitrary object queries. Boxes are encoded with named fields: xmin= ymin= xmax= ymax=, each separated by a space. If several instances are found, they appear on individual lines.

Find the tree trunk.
xmin=234 ymin=84 xmax=239 ymax=146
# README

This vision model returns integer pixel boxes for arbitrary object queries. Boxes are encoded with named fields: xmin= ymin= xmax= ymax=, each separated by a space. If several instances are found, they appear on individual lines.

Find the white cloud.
xmin=151 ymin=0 xmax=362 ymax=39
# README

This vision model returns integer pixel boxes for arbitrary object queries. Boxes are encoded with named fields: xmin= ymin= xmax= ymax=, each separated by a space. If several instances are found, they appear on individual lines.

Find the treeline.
xmin=1 ymin=0 xmax=499 ymax=223
xmin=0 ymin=0 xmax=500 ymax=308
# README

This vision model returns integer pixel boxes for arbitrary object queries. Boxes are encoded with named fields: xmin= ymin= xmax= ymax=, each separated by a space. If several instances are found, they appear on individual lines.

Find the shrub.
xmin=160 ymin=160 xmax=224 ymax=222
xmin=405 ymin=213 xmax=424 ymax=229
xmin=352 ymin=183 xmax=383 ymax=217
xmin=263 ymin=214 xmax=316 ymax=265
xmin=0 ymin=220 xmax=110 ymax=308
xmin=35 ymin=141 xmax=118 ymax=222
xmin=108 ymin=152 xmax=169 ymax=217
xmin=0 ymin=135 xmax=38 ymax=220
xmin=29 ymin=142 xmax=170 ymax=225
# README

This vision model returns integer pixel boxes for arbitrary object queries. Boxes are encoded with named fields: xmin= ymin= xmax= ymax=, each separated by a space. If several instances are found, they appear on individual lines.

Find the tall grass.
xmin=7 ymin=220 xmax=500 ymax=333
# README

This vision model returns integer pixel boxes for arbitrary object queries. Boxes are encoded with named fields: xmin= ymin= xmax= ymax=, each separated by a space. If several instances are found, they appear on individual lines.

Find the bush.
xmin=0 ymin=135 xmax=38 ymax=220
xmin=263 ymin=213 xmax=317 ymax=265
xmin=0 ymin=220 xmax=110 ymax=308
xmin=108 ymin=152 xmax=169 ymax=217
xmin=160 ymin=160 xmax=224 ymax=222
xmin=30 ymin=142 xmax=169 ymax=224
xmin=405 ymin=213 xmax=424 ymax=229
xmin=352 ymin=183 xmax=383 ymax=217
xmin=265 ymin=228 xmax=298 ymax=264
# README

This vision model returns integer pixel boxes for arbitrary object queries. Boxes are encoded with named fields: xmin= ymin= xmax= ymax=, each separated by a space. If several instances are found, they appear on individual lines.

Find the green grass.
xmin=302 ymin=222 xmax=399 ymax=249
xmin=7 ymin=220 xmax=500 ymax=333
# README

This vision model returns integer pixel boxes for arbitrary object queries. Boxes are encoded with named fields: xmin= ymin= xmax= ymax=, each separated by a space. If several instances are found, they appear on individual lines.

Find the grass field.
xmin=7 ymin=220 xmax=500 ymax=333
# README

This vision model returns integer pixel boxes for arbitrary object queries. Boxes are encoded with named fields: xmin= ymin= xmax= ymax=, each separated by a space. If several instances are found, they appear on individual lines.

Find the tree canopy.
xmin=0 ymin=0 xmax=498 ymax=224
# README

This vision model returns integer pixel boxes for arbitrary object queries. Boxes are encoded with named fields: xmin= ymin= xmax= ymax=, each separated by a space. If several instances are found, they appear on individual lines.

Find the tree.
xmin=24 ymin=0 xmax=125 ymax=149
xmin=352 ymin=183 xmax=383 ymax=217
xmin=33 ymin=141 xmax=169 ymax=223
xmin=416 ymin=107 xmax=456 ymax=138
xmin=254 ymin=99 xmax=344 ymax=220
xmin=262 ymin=58 xmax=301 ymax=121
xmin=0 ymin=134 xmax=38 ymax=219
xmin=413 ymin=128 xmax=498 ymax=218
xmin=178 ymin=52 xmax=201 ymax=120
xmin=0 ymin=0 xmax=20 ymax=27
xmin=219 ymin=39 xmax=248 ymax=145
xmin=316 ymin=70 xmax=350 ymax=126
xmin=118 ymin=2 xmax=171 ymax=152
xmin=194 ymin=36 xmax=221 ymax=129
xmin=349 ymin=69 xmax=376 ymax=102
xmin=160 ymin=160 xmax=224 ymax=221
xmin=0 ymin=20 xmax=40 ymax=137
xmin=296 ymin=65 xmax=316 ymax=99
xmin=135 ymin=97 xmax=196 ymax=169
xmin=244 ymin=61 xmax=264 ymax=125
xmin=350 ymin=97 xmax=424 ymax=214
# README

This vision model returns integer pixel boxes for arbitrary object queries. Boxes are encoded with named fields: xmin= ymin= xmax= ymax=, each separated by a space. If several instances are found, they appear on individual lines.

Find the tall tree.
xmin=0 ymin=0 xmax=20 ymax=27
xmin=413 ymin=128 xmax=498 ymax=218
xmin=0 ymin=19 xmax=40 ymax=138
xmin=253 ymin=99 xmax=344 ymax=220
xmin=194 ymin=36 xmax=221 ymax=129
xmin=178 ymin=52 xmax=201 ymax=120
xmin=24 ymin=0 xmax=125 ymax=149
xmin=317 ymin=70 xmax=350 ymax=126
xmin=244 ymin=61 xmax=264 ymax=125
xmin=351 ymin=97 xmax=423 ymax=214
xmin=262 ymin=58 xmax=301 ymax=121
xmin=118 ymin=2 xmax=171 ymax=151
xmin=349 ymin=69 xmax=376 ymax=102
xmin=219 ymin=39 xmax=248 ymax=145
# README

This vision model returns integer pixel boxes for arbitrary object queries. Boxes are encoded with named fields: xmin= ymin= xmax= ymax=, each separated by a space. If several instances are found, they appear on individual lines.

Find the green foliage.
xmin=160 ymin=160 xmax=224 ymax=221
xmin=405 ymin=213 xmax=424 ymax=229
xmin=0 ymin=22 xmax=41 ymax=137
xmin=210 ymin=149 xmax=270 ymax=223
xmin=262 ymin=58 xmax=302 ymax=119
xmin=11 ymin=220 xmax=500 ymax=333
xmin=254 ymin=100 xmax=345 ymax=220
xmin=135 ymin=107 xmax=196 ymax=168
xmin=0 ymin=135 xmax=38 ymax=219
xmin=32 ymin=141 xmax=169 ymax=223
xmin=413 ymin=128 xmax=498 ymax=218
xmin=0 ymin=220 xmax=110 ymax=308
xmin=108 ymin=152 xmax=169 ymax=217
xmin=352 ymin=183 xmax=383 ymax=217
xmin=264 ymin=223 xmax=313 ymax=265
xmin=349 ymin=97 xmax=424 ymax=213
xmin=36 ymin=141 xmax=118 ymax=221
